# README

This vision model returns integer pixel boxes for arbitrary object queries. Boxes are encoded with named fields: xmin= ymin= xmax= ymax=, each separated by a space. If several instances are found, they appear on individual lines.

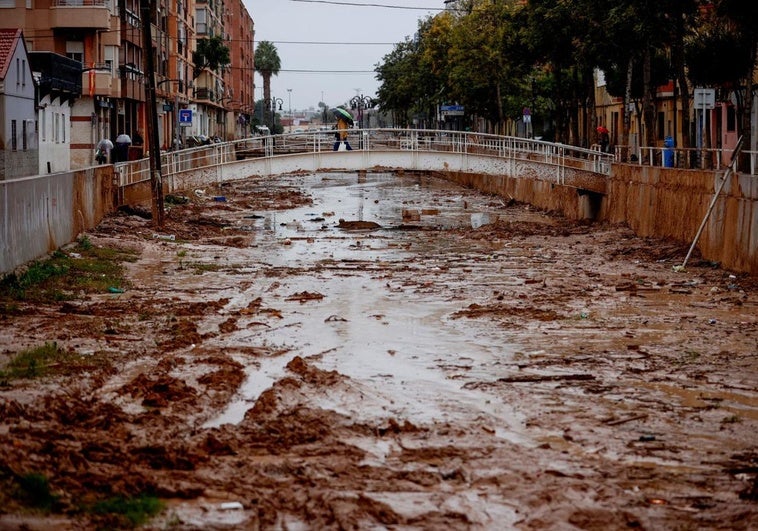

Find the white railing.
xmin=609 ymin=144 xmax=758 ymax=173
xmin=115 ymin=128 xmax=616 ymax=188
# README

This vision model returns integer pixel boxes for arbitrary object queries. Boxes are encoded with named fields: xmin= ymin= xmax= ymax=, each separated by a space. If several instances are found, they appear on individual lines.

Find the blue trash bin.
xmin=663 ymin=136 xmax=675 ymax=168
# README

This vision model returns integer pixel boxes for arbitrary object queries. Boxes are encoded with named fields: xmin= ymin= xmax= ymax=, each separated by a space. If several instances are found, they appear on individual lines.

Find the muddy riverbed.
xmin=1 ymin=171 xmax=756 ymax=530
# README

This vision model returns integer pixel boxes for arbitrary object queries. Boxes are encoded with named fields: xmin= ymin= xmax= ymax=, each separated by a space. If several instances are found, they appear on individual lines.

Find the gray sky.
xmin=243 ymin=0 xmax=446 ymax=112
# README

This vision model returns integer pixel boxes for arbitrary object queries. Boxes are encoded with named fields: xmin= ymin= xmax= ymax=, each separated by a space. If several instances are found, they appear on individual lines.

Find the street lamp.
xmin=349 ymin=94 xmax=374 ymax=129
xmin=263 ymin=97 xmax=283 ymax=132
xmin=287 ymin=88 xmax=292 ymax=116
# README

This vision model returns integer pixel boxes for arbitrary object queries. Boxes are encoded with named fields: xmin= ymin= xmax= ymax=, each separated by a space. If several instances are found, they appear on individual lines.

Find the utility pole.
xmin=140 ymin=0 xmax=165 ymax=227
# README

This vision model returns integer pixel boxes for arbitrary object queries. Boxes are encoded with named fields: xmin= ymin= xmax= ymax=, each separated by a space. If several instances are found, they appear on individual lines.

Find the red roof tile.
xmin=0 ymin=29 xmax=22 ymax=81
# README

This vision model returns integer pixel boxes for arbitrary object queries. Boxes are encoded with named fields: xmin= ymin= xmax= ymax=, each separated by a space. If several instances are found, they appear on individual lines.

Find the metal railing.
xmin=113 ymin=128 xmax=617 ymax=188
xmin=607 ymin=144 xmax=758 ymax=174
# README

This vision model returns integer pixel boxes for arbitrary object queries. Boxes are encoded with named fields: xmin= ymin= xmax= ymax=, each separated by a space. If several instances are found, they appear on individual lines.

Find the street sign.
xmin=693 ymin=88 xmax=716 ymax=110
xmin=179 ymin=108 xmax=193 ymax=126
xmin=441 ymin=104 xmax=464 ymax=116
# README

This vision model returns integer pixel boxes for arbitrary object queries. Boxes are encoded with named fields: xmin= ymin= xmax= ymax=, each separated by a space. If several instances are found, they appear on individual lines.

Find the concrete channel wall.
xmin=439 ymin=164 xmax=758 ymax=275
xmin=2 ymin=146 xmax=756 ymax=276
xmin=0 ymin=166 xmax=114 ymax=274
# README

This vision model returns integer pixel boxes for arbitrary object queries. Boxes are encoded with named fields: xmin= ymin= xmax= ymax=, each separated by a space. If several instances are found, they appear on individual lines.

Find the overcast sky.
xmin=243 ymin=0 xmax=446 ymax=112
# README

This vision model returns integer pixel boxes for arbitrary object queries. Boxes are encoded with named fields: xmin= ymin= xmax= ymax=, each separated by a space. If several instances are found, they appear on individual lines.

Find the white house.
xmin=0 ymin=29 xmax=37 ymax=179
xmin=29 ymin=51 xmax=81 ymax=174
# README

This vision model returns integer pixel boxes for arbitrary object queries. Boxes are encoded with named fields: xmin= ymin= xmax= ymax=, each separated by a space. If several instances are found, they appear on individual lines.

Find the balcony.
xmin=50 ymin=0 xmax=111 ymax=30
xmin=28 ymin=51 xmax=82 ymax=103
xmin=194 ymin=87 xmax=216 ymax=102
xmin=82 ymin=67 xmax=114 ymax=98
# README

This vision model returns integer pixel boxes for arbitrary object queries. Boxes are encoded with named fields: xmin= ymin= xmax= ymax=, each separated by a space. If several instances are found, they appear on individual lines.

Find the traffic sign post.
xmin=179 ymin=109 xmax=193 ymax=127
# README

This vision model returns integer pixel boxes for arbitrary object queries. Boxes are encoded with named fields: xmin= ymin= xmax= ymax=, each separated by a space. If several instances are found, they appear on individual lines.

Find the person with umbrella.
xmin=95 ymin=138 xmax=113 ymax=164
xmin=332 ymin=107 xmax=353 ymax=151
xmin=596 ymin=125 xmax=610 ymax=153
xmin=114 ymin=133 xmax=132 ymax=162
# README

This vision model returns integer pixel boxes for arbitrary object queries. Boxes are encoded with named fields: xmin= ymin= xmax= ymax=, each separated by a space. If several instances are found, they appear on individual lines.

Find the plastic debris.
xmin=153 ymin=233 xmax=176 ymax=241
xmin=219 ymin=502 xmax=244 ymax=511
xmin=107 ymin=287 xmax=125 ymax=294
xmin=471 ymin=213 xmax=492 ymax=229
xmin=213 ymin=196 xmax=227 ymax=202
xmin=672 ymin=265 xmax=686 ymax=273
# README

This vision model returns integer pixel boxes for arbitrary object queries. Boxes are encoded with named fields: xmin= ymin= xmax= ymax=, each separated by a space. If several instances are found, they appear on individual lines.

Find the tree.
xmin=255 ymin=41 xmax=282 ymax=129
xmin=445 ymin=0 xmax=526 ymax=134
xmin=192 ymin=36 xmax=230 ymax=79
xmin=375 ymin=38 xmax=424 ymax=127
xmin=522 ymin=0 xmax=596 ymax=143
xmin=712 ymin=0 xmax=758 ymax=169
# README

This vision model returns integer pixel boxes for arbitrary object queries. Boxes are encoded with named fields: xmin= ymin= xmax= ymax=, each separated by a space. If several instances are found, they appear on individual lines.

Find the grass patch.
xmin=0 ymin=342 xmax=113 ymax=382
xmin=186 ymin=262 xmax=222 ymax=275
xmin=91 ymin=494 xmax=164 ymax=528
xmin=0 ymin=237 xmax=138 ymax=305
xmin=15 ymin=473 xmax=59 ymax=511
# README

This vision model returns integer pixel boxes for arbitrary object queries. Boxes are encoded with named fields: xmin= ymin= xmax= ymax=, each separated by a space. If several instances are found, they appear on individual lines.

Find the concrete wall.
xmin=604 ymin=165 xmax=758 ymax=274
xmin=0 ymin=166 xmax=114 ymax=274
xmin=440 ymin=164 xmax=757 ymax=275
xmin=4 ymin=148 xmax=756 ymax=277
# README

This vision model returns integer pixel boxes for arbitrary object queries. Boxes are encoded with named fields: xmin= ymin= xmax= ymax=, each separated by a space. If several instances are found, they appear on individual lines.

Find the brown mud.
xmin=0 ymin=172 xmax=756 ymax=530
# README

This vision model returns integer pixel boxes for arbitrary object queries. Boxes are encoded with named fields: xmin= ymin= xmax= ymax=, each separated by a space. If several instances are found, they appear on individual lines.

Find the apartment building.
xmin=2 ymin=0 xmax=254 ymax=170
xmin=222 ymin=0 xmax=254 ymax=140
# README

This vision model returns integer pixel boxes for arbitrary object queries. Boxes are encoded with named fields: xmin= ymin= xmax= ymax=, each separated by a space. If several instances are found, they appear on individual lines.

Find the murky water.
xmin=203 ymin=172 xmax=528 ymax=442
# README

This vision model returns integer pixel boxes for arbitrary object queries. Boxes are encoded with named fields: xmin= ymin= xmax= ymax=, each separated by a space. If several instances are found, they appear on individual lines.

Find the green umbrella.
xmin=332 ymin=107 xmax=354 ymax=125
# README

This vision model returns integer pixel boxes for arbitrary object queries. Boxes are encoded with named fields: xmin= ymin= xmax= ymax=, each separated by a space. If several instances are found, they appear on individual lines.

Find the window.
xmin=11 ymin=120 xmax=17 ymax=151
xmin=66 ymin=41 xmax=84 ymax=64
xmin=105 ymin=45 xmax=116 ymax=75
xmin=22 ymin=59 xmax=26 ymax=86
xmin=196 ymin=8 xmax=206 ymax=34
xmin=41 ymin=108 xmax=46 ymax=142
xmin=16 ymin=57 xmax=19 ymax=86
xmin=0 ymin=0 xmax=15 ymax=8
xmin=22 ymin=120 xmax=27 ymax=150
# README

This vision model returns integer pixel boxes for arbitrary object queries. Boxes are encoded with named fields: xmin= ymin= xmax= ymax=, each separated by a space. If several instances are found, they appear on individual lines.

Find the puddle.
xmin=202 ymin=173 xmax=528 ymax=441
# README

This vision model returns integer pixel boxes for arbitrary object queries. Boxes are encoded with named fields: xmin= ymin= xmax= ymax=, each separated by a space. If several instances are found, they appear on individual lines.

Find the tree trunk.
xmin=672 ymin=20 xmax=691 ymax=150
xmin=642 ymin=47 xmax=656 ymax=151
xmin=623 ymin=57 xmax=633 ymax=161
xmin=739 ymin=38 xmax=756 ymax=172
xmin=263 ymin=73 xmax=272 ymax=130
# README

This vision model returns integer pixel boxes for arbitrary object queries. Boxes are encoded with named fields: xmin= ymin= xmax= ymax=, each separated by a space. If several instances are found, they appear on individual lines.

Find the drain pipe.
xmin=679 ymin=136 xmax=743 ymax=271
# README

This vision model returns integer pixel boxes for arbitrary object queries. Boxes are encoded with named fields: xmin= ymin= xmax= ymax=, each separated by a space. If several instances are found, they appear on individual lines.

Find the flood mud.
xmin=0 ymin=172 xmax=756 ymax=529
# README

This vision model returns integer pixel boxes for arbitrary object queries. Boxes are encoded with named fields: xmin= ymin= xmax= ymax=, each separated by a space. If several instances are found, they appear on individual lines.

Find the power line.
xmin=270 ymin=40 xmax=397 ymax=45
xmin=290 ymin=0 xmax=445 ymax=10
xmin=279 ymin=69 xmax=376 ymax=73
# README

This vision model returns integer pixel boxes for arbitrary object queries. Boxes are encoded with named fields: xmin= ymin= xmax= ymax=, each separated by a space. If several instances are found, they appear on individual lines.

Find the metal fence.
xmin=608 ymin=143 xmax=758 ymax=174
xmin=114 ymin=129 xmax=615 ymax=187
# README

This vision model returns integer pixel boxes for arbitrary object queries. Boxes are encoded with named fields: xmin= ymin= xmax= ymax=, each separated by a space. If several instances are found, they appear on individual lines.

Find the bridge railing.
xmin=113 ymin=129 xmax=615 ymax=187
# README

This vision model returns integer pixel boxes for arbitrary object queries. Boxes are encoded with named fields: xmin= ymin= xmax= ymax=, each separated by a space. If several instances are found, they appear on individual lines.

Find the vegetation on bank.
xmin=0 ymin=236 xmax=137 ymax=308
xmin=375 ymin=0 xmax=757 ymax=166
xmin=0 ymin=468 xmax=164 ymax=529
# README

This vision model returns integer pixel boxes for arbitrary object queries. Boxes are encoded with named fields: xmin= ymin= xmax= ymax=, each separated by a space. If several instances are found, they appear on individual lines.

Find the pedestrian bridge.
xmin=115 ymin=129 xmax=614 ymax=205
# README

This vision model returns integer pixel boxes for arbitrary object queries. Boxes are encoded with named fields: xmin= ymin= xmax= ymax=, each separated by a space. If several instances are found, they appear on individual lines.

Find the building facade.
xmin=2 ymin=0 xmax=255 ymax=170
xmin=0 ymin=29 xmax=37 ymax=179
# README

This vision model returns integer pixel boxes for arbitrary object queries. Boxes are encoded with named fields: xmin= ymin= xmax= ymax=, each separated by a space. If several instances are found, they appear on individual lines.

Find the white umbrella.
xmin=116 ymin=134 xmax=131 ymax=144
xmin=97 ymin=138 xmax=113 ymax=150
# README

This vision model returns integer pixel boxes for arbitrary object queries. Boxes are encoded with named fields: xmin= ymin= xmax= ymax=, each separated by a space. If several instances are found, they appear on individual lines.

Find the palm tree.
xmin=255 ymin=41 xmax=282 ymax=130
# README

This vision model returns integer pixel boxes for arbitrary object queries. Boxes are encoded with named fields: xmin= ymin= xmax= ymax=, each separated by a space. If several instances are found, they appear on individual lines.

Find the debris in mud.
xmin=1 ymin=172 xmax=756 ymax=529
xmin=285 ymin=291 xmax=325 ymax=302
xmin=337 ymin=219 xmax=381 ymax=230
